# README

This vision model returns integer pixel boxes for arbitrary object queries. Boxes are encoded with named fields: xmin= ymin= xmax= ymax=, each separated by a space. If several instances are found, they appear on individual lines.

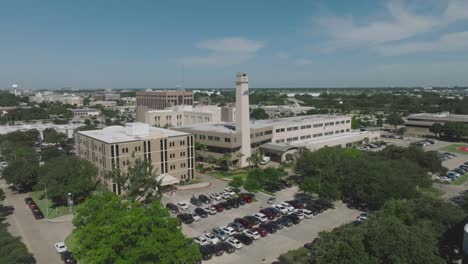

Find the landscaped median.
xmin=206 ymin=169 xmax=248 ymax=181
xmin=439 ymin=144 xmax=468 ymax=155
xmin=30 ymin=190 xmax=73 ymax=219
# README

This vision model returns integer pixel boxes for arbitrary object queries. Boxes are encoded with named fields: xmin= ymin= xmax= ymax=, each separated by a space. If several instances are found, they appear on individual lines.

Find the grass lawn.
xmin=420 ymin=186 xmax=445 ymax=197
xmin=452 ymin=173 xmax=468 ymax=185
xmin=65 ymin=232 xmax=77 ymax=252
xmin=207 ymin=170 xmax=248 ymax=180
xmin=439 ymin=144 xmax=468 ymax=155
xmin=30 ymin=190 xmax=73 ymax=219
xmin=278 ymin=247 xmax=310 ymax=264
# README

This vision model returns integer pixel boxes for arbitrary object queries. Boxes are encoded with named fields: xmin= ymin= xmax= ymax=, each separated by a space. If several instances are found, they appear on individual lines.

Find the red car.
xmin=252 ymin=227 xmax=268 ymax=237
xmin=28 ymin=202 xmax=38 ymax=209
xmin=213 ymin=203 xmax=224 ymax=212
xmin=239 ymin=193 xmax=254 ymax=203
xmin=234 ymin=218 xmax=253 ymax=229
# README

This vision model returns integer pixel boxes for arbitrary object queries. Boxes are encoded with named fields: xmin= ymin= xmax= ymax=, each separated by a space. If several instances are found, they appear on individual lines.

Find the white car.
xmin=191 ymin=212 xmax=201 ymax=221
xmin=224 ymin=188 xmax=236 ymax=196
xmin=357 ymin=213 xmax=368 ymax=222
xmin=294 ymin=210 xmax=305 ymax=220
xmin=0 ymin=161 xmax=8 ymax=169
xmin=273 ymin=204 xmax=289 ymax=214
xmin=252 ymin=213 xmax=268 ymax=223
xmin=221 ymin=226 xmax=237 ymax=236
xmin=177 ymin=202 xmax=189 ymax=210
xmin=222 ymin=192 xmax=232 ymax=199
xmin=205 ymin=206 xmax=217 ymax=215
xmin=204 ymin=233 xmax=220 ymax=244
xmin=280 ymin=202 xmax=295 ymax=212
xmin=297 ymin=209 xmax=313 ymax=219
xmin=226 ymin=238 xmax=243 ymax=249
xmin=244 ymin=229 xmax=260 ymax=240
xmin=54 ymin=242 xmax=68 ymax=253
xmin=210 ymin=193 xmax=222 ymax=201
xmin=194 ymin=236 xmax=210 ymax=245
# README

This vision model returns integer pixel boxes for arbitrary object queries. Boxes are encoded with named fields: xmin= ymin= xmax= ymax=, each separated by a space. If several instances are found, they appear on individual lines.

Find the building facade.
xmin=405 ymin=112 xmax=468 ymax=136
xmin=90 ymin=100 xmax=117 ymax=108
xmin=75 ymin=123 xmax=195 ymax=194
xmin=136 ymin=90 xmax=193 ymax=110
xmin=70 ymin=108 xmax=100 ymax=118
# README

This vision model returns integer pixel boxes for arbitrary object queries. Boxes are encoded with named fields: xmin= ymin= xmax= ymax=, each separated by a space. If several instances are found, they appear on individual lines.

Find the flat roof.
xmin=176 ymin=114 xmax=349 ymax=134
xmin=408 ymin=113 xmax=468 ymax=123
xmin=78 ymin=123 xmax=189 ymax=144
xmin=70 ymin=108 xmax=99 ymax=112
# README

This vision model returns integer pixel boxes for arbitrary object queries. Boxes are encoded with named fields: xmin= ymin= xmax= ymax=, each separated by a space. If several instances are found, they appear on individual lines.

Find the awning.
xmin=260 ymin=143 xmax=298 ymax=155
xmin=157 ymin=174 xmax=180 ymax=186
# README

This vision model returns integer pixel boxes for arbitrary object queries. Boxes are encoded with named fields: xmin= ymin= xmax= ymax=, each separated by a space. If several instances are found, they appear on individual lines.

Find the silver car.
xmin=212 ymin=227 xmax=229 ymax=241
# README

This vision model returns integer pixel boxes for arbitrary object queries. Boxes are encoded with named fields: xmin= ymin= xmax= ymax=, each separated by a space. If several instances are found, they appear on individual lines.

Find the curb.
xmin=176 ymin=182 xmax=212 ymax=192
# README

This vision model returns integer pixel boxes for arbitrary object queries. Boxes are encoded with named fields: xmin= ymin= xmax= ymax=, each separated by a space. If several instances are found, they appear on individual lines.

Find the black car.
xmin=194 ymin=208 xmax=208 ymax=218
xmin=177 ymin=213 xmax=194 ymax=224
xmin=198 ymin=194 xmax=211 ymax=204
xmin=199 ymin=245 xmax=213 ymax=260
xmin=165 ymin=203 xmax=179 ymax=214
xmin=24 ymin=197 xmax=34 ymax=205
xmin=233 ymin=233 xmax=253 ymax=245
xmin=260 ymin=222 xmax=278 ymax=234
xmin=278 ymin=217 xmax=293 ymax=227
xmin=233 ymin=197 xmax=246 ymax=206
xmin=211 ymin=243 xmax=225 ymax=256
xmin=284 ymin=214 xmax=301 ymax=224
xmin=217 ymin=241 xmax=235 ymax=254
xmin=33 ymin=210 xmax=44 ymax=219
xmin=264 ymin=207 xmax=282 ymax=218
xmin=190 ymin=196 xmax=203 ymax=206
xmin=264 ymin=185 xmax=278 ymax=193
xmin=60 ymin=251 xmax=77 ymax=264
xmin=279 ymin=179 xmax=292 ymax=188
xmin=227 ymin=198 xmax=240 ymax=208
xmin=272 ymin=219 xmax=284 ymax=230
xmin=243 ymin=215 xmax=260 ymax=226
xmin=220 ymin=201 xmax=232 ymax=210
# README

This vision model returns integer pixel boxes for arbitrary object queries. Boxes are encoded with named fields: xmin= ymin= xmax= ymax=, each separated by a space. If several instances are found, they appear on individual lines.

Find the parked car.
xmin=211 ymin=243 xmax=224 ymax=256
xmin=204 ymin=233 xmax=220 ymax=244
xmin=190 ymin=196 xmax=203 ymax=206
xmin=60 ymin=251 xmax=77 ymax=264
xmin=198 ymin=194 xmax=211 ymax=204
xmin=194 ymin=208 xmax=208 ymax=218
xmin=210 ymin=193 xmax=222 ymax=201
xmin=234 ymin=218 xmax=253 ymax=229
xmin=284 ymin=214 xmax=301 ymax=224
xmin=212 ymin=227 xmax=229 ymax=241
xmin=259 ymin=209 xmax=276 ymax=220
xmin=273 ymin=204 xmax=289 ymax=215
xmin=212 ymin=203 xmax=224 ymax=212
xmin=243 ymin=229 xmax=261 ymax=240
xmin=228 ymin=222 xmax=245 ymax=233
xmin=177 ymin=213 xmax=194 ymax=224
xmin=285 ymin=200 xmax=304 ymax=209
xmin=259 ymin=222 xmax=278 ymax=234
xmin=226 ymin=238 xmax=243 ymax=249
xmin=33 ymin=210 xmax=44 ymax=219
xmin=233 ymin=233 xmax=253 ymax=245
xmin=280 ymin=202 xmax=295 ymax=212
xmin=227 ymin=198 xmax=240 ymax=208
xmin=224 ymin=188 xmax=236 ymax=196
xmin=239 ymin=193 xmax=255 ymax=203
xmin=252 ymin=226 xmax=268 ymax=237
xmin=252 ymin=213 xmax=268 ymax=223
xmin=199 ymin=245 xmax=213 ymax=260
xmin=217 ymin=241 xmax=235 ymax=254
xmin=165 ymin=203 xmax=179 ymax=214
xmin=297 ymin=209 xmax=313 ymax=219
xmin=220 ymin=202 xmax=232 ymax=210
xmin=191 ymin=212 xmax=201 ymax=222
xmin=24 ymin=197 xmax=34 ymax=205
xmin=194 ymin=236 xmax=210 ymax=245
xmin=205 ymin=206 xmax=217 ymax=215
xmin=243 ymin=215 xmax=260 ymax=226
xmin=278 ymin=216 xmax=294 ymax=227
xmin=221 ymin=226 xmax=237 ymax=236
xmin=54 ymin=242 xmax=68 ymax=253
xmin=262 ymin=207 xmax=281 ymax=218
xmin=273 ymin=219 xmax=284 ymax=230
xmin=267 ymin=197 xmax=276 ymax=204
xmin=294 ymin=210 xmax=305 ymax=220
xmin=232 ymin=197 xmax=246 ymax=206
xmin=177 ymin=202 xmax=189 ymax=210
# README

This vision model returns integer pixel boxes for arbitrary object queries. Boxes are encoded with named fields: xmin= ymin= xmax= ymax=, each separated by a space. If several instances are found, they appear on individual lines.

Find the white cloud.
xmin=276 ymin=51 xmax=290 ymax=59
xmin=181 ymin=37 xmax=264 ymax=66
xmin=316 ymin=0 xmax=468 ymax=49
xmin=378 ymin=31 xmax=468 ymax=55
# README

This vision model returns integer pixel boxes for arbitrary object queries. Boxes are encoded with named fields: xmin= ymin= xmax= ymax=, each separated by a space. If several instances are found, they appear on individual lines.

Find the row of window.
xmin=275 ymin=129 xmax=350 ymax=143
xmin=275 ymin=120 xmax=350 ymax=133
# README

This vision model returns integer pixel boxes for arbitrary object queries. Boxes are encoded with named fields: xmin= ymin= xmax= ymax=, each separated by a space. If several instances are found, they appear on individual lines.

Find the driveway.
xmin=1 ymin=179 xmax=74 ymax=264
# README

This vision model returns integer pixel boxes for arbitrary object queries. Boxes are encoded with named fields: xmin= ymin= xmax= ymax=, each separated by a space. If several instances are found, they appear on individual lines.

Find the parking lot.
xmin=162 ymin=172 xmax=360 ymax=263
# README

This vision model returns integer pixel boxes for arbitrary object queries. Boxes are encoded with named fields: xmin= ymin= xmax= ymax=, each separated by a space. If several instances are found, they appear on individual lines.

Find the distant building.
xmin=90 ymin=100 xmax=117 ymax=108
xmin=136 ymin=90 xmax=193 ymax=110
xmin=30 ymin=92 xmax=83 ymax=106
xmin=75 ymin=123 xmax=195 ymax=194
xmin=71 ymin=108 xmax=100 ymax=118
xmin=405 ymin=112 xmax=468 ymax=136
xmin=104 ymin=93 xmax=121 ymax=101
xmin=0 ymin=123 xmax=83 ymax=139
xmin=121 ymin=97 xmax=136 ymax=104
xmin=252 ymin=105 xmax=315 ymax=118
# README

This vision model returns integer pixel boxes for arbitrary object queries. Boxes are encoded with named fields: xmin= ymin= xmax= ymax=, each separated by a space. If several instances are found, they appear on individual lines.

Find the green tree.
xmin=228 ymin=176 xmax=244 ymax=188
xmin=42 ymin=128 xmax=66 ymax=144
xmin=38 ymin=156 xmax=97 ymax=205
xmin=429 ymin=123 xmax=444 ymax=138
xmin=73 ymin=192 xmax=201 ymax=264
xmin=442 ymin=122 xmax=467 ymax=140
xmin=2 ymin=147 xmax=39 ymax=189
xmin=40 ymin=147 xmax=64 ymax=162
xmin=351 ymin=117 xmax=361 ymax=129
xmin=386 ymin=112 xmax=404 ymax=131
xmin=105 ymin=159 xmax=162 ymax=202
xmin=250 ymin=108 xmax=269 ymax=120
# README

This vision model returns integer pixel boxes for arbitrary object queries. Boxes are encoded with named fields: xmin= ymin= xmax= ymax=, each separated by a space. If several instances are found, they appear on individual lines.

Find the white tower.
xmin=235 ymin=73 xmax=251 ymax=167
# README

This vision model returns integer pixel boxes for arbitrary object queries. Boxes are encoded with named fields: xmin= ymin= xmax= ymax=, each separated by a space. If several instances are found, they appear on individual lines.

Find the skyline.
xmin=1 ymin=0 xmax=468 ymax=89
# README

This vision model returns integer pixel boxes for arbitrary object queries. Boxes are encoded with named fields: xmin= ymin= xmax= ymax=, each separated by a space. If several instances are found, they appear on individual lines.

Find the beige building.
xmin=136 ymin=90 xmax=193 ymax=110
xmin=90 ymin=100 xmax=117 ymax=108
xmin=70 ymin=108 xmax=100 ymax=118
xmin=405 ymin=112 xmax=468 ymax=137
xmin=75 ymin=123 xmax=195 ymax=194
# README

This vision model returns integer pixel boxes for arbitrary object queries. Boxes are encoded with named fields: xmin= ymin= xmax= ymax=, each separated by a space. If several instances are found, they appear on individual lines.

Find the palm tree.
xmin=246 ymin=156 xmax=252 ymax=171
xmin=223 ymin=153 xmax=233 ymax=170
xmin=250 ymin=150 xmax=261 ymax=167
xmin=236 ymin=152 xmax=244 ymax=168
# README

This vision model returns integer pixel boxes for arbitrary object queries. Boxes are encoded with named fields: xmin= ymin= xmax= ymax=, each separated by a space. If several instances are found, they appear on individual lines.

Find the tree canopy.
xmin=72 ymin=192 xmax=201 ymax=264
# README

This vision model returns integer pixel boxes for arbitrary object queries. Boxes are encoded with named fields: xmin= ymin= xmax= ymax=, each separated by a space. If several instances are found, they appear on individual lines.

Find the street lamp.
xmin=37 ymin=182 xmax=48 ymax=217
xmin=67 ymin=193 xmax=73 ymax=213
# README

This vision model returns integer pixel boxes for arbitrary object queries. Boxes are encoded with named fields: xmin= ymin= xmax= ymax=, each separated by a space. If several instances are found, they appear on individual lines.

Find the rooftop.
xmin=407 ymin=112 xmax=468 ymax=123
xmin=78 ymin=123 xmax=189 ymax=143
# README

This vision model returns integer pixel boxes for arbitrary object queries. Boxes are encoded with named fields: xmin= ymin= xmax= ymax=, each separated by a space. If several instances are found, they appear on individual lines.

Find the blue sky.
xmin=1 ymin=0 xmax=468 ymax=89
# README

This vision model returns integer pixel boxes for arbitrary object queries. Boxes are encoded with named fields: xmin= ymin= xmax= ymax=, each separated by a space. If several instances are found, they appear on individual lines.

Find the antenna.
xmin=176 ymin=64 xmax=184 ymax=91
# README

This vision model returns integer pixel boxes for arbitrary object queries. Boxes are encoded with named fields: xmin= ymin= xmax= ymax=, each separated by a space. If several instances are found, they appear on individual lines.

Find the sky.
xmin=1 ymin=0 xmax=468 ymax=89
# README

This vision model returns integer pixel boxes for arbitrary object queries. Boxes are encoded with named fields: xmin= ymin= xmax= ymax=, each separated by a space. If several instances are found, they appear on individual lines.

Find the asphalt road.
xmin=1 ymin=179 xmax=73 ymax=264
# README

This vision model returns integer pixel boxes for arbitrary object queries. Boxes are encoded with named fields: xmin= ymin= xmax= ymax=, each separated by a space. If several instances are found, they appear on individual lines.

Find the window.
xmin=214 ymin=137 xmax=220 ymax=141
xmin=265 ymin=130 xmax=272 ymax=135
xmin=341 ymin=121 xmax=345 ymax=124
xmin=293 ymin=137 xmax=298 ymax=141
xmin=306 ymin=125 xmax=312 ymax=129
xmin=169 ymin=153 xmax=175 ymax=158
xmin=287 ymin=138 xmax=293 ymax=142
xmin=346 ymin=120 xmax=351 ymax=123
xmin=208 ymin=136 xmax=213 ymax=140
xmin=180 ymin=141 xmax=185 ymax=146
xmin=335 ymin=130 xmax=340 ymax=134
xmin=300 ymin=125 xmax=306 ymax=129
xmin=180 ymin=152 xmax=186 ymax=157
xmin=169 ymin=142 xmax=175 ymax=147
xmin=287 ymin=127 xmax=293 ymax=131
xmin=346 ymin=129 xmax=350 ymax=132
xmin=335 ymin=121 xmax=340 ymax=125
xmin=300 ymin=135 xmax=306 ymax=139
xmin=181 ymin=163 xmax=186 ymax=168
xmin=314 ymin=123 xmax=323 ymax=128
xmin=225 ymin=138 xmax=231 ymax=143
xmin=340 ymin=130 xmax=344 ymax=133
